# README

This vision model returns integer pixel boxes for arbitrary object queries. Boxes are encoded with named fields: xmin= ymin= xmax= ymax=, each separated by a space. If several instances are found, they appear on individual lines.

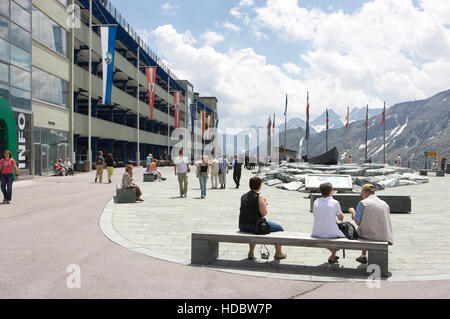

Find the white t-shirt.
xmin=174 ymin=156 xmax=189 ymax=174
xmin=311 ymin=197 xmax=345 ymax=239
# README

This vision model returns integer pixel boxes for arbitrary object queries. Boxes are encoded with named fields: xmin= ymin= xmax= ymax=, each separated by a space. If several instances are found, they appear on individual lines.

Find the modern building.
xmin=0 ymin=0 xmax=219 ymax=178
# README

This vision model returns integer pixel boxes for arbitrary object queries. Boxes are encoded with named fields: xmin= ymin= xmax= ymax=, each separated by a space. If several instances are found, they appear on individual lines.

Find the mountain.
xmin=277 ymin=117 xmax=317 ymax=134
xmin=349 ymin=106 xmax=384 ymax=123
xmin=310 ymin=109 xmax=344 ymax=132
xmin=285 ymin=89 xmax=450 ymax=169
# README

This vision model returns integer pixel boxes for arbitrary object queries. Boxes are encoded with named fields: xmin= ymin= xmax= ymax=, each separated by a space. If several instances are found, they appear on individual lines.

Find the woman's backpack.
xmin=338 ymin=222 xmax=359 ymax=240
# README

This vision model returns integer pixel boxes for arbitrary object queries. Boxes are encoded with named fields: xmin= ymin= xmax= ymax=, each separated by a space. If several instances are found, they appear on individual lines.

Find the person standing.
xmin=197 ymin=156 xmax=210 ymax=199
xmin=210 ymin=155 xmax=220 ymax=189
xmin=232 ymin=154 xmax=242 ymax=189
xmin=105 ymin=153 xmax=115 ymax=184
xmin=0 ymin=150 xmax=19 ymax=204
xmin=218 ymin=154 xmax=230 ymax=189
xmin=396 ymin=154 xmax=402 ymax=167
xmin=94 ymin=151 xmax=106 ymax=183
xmin=441 ymin=155 xmax=447 ymax=172
xmin=174 ymin=149 xmax=190 ymax=198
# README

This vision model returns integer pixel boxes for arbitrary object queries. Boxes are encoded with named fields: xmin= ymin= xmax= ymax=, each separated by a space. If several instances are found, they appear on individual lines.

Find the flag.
xmin=208 ymin=113 xmax=214 ymax=139
xmin=145 ymin=67 xmax=157 ymax=120
xmin=272 ymin=113 xmax=275 ymax=135
xmin=346 ymin=106 xmax=349 ymax=129
xmin=364 ymin=105 xmax=369 ymax=128
xmin=190 ymin=104 xmax=196 ymax=136
xmin=284 ymin=94 xmax=288 ymax=117
xmin=326 ymin=108 xmax=329 ymax=131
xmin=100 ymin=26 xmax=117 ymax=105
xmin=202 ymin=110 xmax=206 ymax=138
xmin=381 ymin=104 xmax=386 ymax=125
xmin=173 ymin=91 xmax=182 ymax=129
xmin=306 ymin=92 xmax=310 ymax=140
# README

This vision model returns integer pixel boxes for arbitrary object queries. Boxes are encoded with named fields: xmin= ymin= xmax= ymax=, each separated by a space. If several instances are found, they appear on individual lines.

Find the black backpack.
xmin=255 ymin=217 xmax=270 ymax=235
xmin=338 ymin=222 xmax=359 ymax=240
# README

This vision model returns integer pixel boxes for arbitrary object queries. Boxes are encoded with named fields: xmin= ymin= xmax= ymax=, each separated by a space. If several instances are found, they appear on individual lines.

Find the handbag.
xmin=255 ymin=217 xmax=270 ymax=235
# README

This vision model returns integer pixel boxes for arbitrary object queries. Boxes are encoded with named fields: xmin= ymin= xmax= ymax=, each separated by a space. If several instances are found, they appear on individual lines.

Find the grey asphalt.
xmin=0 ymin=167 xmax=449 ymax=299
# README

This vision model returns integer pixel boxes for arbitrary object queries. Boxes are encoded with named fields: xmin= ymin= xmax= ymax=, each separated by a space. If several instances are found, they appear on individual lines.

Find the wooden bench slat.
xmin=192 ymin=230 xmax=388 ymax=251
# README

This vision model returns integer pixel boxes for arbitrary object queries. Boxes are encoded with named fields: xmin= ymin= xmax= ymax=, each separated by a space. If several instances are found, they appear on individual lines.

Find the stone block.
xmin=191 ymin=239 xmax=219 ymax=264
xmin=143 ymin=173 xmax=157 ymax=182
xmin=115 ymin=188 xmax=136 ymax=203
xmin=368 ymin=249 xmax=389 ymax=278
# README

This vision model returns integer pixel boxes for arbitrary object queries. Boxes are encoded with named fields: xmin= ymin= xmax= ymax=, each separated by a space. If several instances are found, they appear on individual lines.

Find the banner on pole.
xmin=100 ymin=26 xmax=117 ymax=105
xmin=145 ymin=67 xmax=157 ymax=120
xmin=173 ymin=91 xmax=182 ymax=128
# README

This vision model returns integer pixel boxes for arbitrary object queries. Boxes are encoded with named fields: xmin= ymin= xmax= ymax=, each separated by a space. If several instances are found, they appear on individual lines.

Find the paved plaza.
xmin=103 ymin=166 xmax=450 ymax=282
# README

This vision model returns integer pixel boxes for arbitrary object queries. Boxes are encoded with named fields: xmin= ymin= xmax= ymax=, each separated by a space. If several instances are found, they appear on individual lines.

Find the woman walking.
xmin=197 ymin=156 xmax=210 ymax=199
xmin=0 ymin=150 xmax=19 ymax=204
xmin=105 ymin=153 xmax=115 ymax=184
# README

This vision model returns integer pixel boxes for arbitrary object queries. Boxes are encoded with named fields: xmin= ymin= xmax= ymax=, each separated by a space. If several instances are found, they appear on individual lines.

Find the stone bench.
xmin=310 ymin=193 xmax=411 ymax=214
xmin=191 ymin=230 xmax=390 ymax=277
xmin=419 ymin=170 xmax=445 ymax=177
xmin=114 ymin=187 xmax=136 ymax=203
xmin=143 ymin=173 xmax=157 ymax=182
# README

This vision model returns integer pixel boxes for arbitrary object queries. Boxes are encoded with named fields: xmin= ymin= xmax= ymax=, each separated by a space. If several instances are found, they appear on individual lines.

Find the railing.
xmin=100 ymin=0 xmax=179 ymax=80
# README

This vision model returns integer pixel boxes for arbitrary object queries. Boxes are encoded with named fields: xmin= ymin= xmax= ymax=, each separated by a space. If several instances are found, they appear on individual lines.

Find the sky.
xmin=110 ymin=0 xmax=450 ymax=131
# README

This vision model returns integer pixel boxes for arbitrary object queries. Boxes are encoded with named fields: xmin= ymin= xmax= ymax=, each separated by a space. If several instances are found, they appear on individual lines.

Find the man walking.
xmin=174 ymin=149 xmax=190 ymax=198
xmin=441 ymin=155 xmax=447 ymax=172
xmin=232 ymin=154 xmax=243 ymax=189
xmin=94 ymin=151 xmax=106 ymax=183
xmin=218 ymin=154 xmax=230 ymax=189
xmin=210 ymin=155 xmax=220 ymax=189
xmin=348 ymin=184 xmax=393 ymax=264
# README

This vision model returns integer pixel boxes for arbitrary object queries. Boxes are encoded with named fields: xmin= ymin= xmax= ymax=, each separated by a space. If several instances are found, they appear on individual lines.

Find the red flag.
xmin=173 ymin=91 xmax=182 ymax=129
xmin=208 ymin=113 xmax=214 ymax=139
xmin=145 ymin=67 xmax=157 ymax=120
xmin=381 ymin=104 xmax=386 ymax=125
xmin=272 ymin=113 xmax=275 ymax=135
xmin=326 ymin=108 xmax=329 ymax=131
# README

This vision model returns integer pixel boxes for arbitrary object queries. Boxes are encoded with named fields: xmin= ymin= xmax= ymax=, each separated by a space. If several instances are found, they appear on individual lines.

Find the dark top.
xmin=239 ymin=191 xmax=261 ymax=226
xmin=200 ymin=164 xmax=208 ymax=173
xmin=105 ymin=157 xmax=114 ymax=167
xmin=95 ymin=156 xmax=104 ymax=165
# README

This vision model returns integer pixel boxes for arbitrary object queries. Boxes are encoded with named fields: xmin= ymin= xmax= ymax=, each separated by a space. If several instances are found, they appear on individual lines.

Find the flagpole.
xmin=383 ymin=102 xmax=386 ymax=164
xmin=273 ymin=113 xmax=275 ymax=162
xmin=284 ymin=95 xmax=287 ymax=160
xmin=167 ymin=74 xmax=170 ymax=160
xmin=306 ymin=91 xmax=309 ymax=162
xmin=326 ymin=108 xmax=328 ymax=152
xmin=346 ymin=106 xmax=349 ymax=162
xmin=88 ymin=0 xmax=92 ymax=169
xmin=365 ymin=104 xmax=368 ymax=162
xmin=136 ymin=46 xmax=140 ymax=166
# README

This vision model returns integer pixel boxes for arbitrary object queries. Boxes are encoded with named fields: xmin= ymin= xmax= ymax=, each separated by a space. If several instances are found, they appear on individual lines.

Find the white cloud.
xmin=161 ymin=3 xmax=179 ymax=16
xmin=282 ymin=62 xmax=302 ymax=75
xmin=223 ymin=21 xmax=241 ymax=32
xmin=200 ymin=31 xmax=225 ymax=47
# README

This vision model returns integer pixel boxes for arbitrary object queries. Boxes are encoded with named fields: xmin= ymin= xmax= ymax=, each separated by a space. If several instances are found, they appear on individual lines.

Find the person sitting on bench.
xmin=348 ymin=184 xmax=393 ymax=264
xmin=121 ymin=165 xmax=144 ymax=202
xmin=311 ymin=182 xmax=345 ymax=264
xmin=149 ymin=159 xmax=166 ymax=181
xmin=238 ymin=176 xmax=286 ymax=260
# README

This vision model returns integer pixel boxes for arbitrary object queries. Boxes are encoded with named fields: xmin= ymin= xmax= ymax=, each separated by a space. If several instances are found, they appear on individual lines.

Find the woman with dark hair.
xmin=239 ymin=176 xmax=286 ymax=260
xmin=105 ymin=153 xmax=115 ymax=184
xmin=0 ymin=150 xmax=19 ymax=204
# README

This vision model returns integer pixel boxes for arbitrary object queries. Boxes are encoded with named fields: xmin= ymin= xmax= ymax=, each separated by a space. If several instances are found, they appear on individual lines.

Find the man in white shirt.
xmin=311 ymin=182 xmax=345 ymax=263
xmin=397 ymin=154 xmax=402 ymax=167
xmin=210 ymin=155 xmax=220 ymax=189
xmin=174 ymin=149 xmax=190 ymax=198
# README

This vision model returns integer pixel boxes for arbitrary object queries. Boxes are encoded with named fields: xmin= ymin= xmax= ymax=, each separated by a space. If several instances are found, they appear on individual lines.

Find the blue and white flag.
xmin=190 ymin=104 xmax=196 ymax=136
xmin=284 ymin=94 xmax=288 ymax=117
xmin=101 ymin=26 xmax=117 ymax=105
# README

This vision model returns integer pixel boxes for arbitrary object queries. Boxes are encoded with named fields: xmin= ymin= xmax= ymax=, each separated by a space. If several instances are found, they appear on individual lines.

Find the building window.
xmin=0 ymin=0 xmax=9 ymax=18
xmin=0 ymin=37 xmax=9 ymax=62
xmin=0 ymin=15 xmax=8 ymax=40
xmin=13 ymin=0 xmax=31 ymax=11
xmin=0 ymin=62 xmax=8 ymax=82
xmin=0 ymin=82 xmax=9 ymax=100
xmin=10 ymin=22 xmax=31 ymax=52
xmin=10 ymin=44 xmax=31 ymax=71
xmin=32 ymin=67 xmax=68 ymax=107
xmin=33 ymin=127 xmax=69 ymax=176
xmin=10 ymin=86 xmax=31 ymax=109
xmin=10 ymin=1 xmax=30 ymax=31
xmin=32 ymin=6 xmax=68 ymax=57
xmin=10 ymin=65 xmax=30 ymax=90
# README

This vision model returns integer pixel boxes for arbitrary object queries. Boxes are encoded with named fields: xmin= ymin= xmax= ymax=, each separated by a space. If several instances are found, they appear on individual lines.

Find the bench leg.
xmin=191 ymin=239 xmax=219 ymax=265
xmin=368 ymin=250 xmax=389 ymax=278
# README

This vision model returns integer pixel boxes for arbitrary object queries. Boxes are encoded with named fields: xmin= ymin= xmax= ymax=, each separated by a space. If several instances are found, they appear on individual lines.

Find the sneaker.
xmin=95 ymin=178 xmax=98 ymax=183
xmin=356 ymin=256 xmax=368 ymax=264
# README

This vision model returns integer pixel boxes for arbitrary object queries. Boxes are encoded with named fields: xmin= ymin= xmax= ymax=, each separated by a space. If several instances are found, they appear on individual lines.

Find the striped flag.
xmin=173 ymin=91 xmax=182 ymax=129
xmin=145 ymin=67 xmax=157 ymax=120
xmin=284 ymin=94 xmax=288 ymax=117
xmin=346 ymin=106 xmax=349 ymax=129
xmin=381 ymin=104 xmax=386 ymax=125
xmin=364 ymin=105 xmax=369 ymax=128
xmin=202 ymin=110 xmax=206 ymax=138
xmin=326 ymin=108 xmax=329 ymax=131
xmin=272 ymin=113 xmax=275 ymax=135
xmin=100 ymin=26 xmax=117 ymax=105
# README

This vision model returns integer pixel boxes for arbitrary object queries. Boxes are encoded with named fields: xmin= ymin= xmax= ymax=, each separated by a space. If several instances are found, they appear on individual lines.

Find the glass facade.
xmin=32 ymin=67 xmax=68 ymax=107
xmin=32 ymin=6 xmax=68 ymax=57
xmin=33 ymin=127 xmax=69 ymax=176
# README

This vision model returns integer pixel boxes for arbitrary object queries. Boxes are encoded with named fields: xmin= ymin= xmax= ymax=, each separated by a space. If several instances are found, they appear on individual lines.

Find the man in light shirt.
xmin=210 ymin=155 xmax=220 ymax=189
xmin=311 ymin=182 xmax=345 ymax=264
xmin=218 ymin=154 xmax=230 ymax=189
xmin=174 ymin=149 xmax=190 ymax=198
